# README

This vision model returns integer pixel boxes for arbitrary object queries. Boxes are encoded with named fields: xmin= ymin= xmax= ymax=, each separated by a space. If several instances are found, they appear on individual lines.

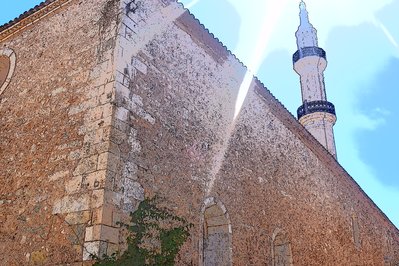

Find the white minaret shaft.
xmin=293 ymin=1 xmax=337 ymax=158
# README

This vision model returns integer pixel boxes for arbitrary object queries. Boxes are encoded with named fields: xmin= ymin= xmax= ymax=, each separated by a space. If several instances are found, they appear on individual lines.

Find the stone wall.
xmin=0 ymin=0 xmax=398 ymax=265
xmin=114 ymin=0 xmax=399 ymax=265
xmin=0 ymin=0 xmax=122 ymax=264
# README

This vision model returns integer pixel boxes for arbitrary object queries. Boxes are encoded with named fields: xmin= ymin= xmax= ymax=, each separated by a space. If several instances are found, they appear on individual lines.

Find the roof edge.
xmin=175 ymin=1 xmax=247 ymax=70
xmin=0 ymin=0 xmax=72 ymax=42
xmin=253 ymin=82 xmax=399 ymax=233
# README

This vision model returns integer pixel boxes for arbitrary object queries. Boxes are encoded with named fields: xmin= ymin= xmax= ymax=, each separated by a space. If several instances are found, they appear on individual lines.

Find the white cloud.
xmin=373 ymin=107 xmax=391 ymax=116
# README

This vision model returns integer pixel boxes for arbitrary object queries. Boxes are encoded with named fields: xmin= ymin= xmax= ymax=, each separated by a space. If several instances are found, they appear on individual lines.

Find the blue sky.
xmin=0 ymin=1 xmax=43 ymax=25
xmin=1 ymin=1 xmax=398 ymax=227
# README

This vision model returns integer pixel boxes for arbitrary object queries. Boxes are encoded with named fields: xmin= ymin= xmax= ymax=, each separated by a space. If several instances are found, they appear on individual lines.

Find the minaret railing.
xmin=297 ymin=100 xmax=336 ymax=119
xmin=293 ymin=46 xmax=326 ymax=63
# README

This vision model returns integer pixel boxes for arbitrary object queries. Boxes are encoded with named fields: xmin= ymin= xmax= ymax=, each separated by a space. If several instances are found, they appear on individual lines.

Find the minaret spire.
xmin=293 ymin=1 xmax=338 ymax=158
xmin=299 ymin=1 xmax=310 ymax=24
xmin=296 ymin=0 xmax=318 ymax=49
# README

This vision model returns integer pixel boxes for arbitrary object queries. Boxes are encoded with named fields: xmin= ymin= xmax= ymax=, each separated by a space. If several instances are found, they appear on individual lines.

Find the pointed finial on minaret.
xmin=299 ymin=0 xmax=306 ymax=10
xmin=295 ymin=0 xmax=318 ymax=48
xmin=299 ymin=1 xmax=310 ymax=25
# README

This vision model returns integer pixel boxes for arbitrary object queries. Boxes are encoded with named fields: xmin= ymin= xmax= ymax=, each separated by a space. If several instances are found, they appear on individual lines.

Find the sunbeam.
xmin=205 ymin=0 xmax=290 ymax=196
xmin=234 ymin=0 xmax=290 ymax=119
xmin=373 ymin=18 xmax=398 ymax=49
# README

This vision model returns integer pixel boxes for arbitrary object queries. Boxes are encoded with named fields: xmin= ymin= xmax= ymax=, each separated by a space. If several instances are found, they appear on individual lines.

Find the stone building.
xmin=0 ymin=0 xmax=398 ymax=265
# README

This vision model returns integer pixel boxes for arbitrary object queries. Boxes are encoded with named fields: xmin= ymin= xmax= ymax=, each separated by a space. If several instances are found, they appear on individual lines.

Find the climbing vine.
xmin=93 ymin=197 xmax=193 ymax=265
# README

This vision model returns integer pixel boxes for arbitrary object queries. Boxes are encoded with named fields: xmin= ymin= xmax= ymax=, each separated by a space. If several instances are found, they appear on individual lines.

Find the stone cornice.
xmin=0 ymin=0 xmax=72 ymax=42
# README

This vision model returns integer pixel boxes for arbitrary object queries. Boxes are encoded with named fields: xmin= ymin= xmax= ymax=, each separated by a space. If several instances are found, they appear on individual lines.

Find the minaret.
xmin=293 ymin=1 xmax=337 ymax=158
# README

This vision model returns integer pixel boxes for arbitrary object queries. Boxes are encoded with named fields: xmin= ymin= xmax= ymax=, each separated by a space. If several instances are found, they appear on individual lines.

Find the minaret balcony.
xmin=293 ymin=47 xmax=326 ymax=64
xmin=297 ymin=100 xmax=336 ymax=119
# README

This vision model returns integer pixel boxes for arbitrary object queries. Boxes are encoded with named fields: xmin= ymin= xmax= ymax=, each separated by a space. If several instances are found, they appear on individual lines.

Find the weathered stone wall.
xmin=113 ymin=0 xmax=399 ymax=265
xmin=0 ymin=0 xmax=398 ymax=265
xmin=0 ymin=0 xmax=122 ymax=264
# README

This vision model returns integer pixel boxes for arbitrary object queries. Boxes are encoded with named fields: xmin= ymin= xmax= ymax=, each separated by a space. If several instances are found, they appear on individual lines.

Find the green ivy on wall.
xmin=94 ymin=197 xmax=193 ymax=266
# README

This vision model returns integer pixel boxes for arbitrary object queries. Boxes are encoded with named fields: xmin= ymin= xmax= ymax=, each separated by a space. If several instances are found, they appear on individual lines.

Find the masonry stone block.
xmin=115 ymin=106 xmax=129 ymax=122
xmin=115 ymin=70 xmax=130 ymax=88
xmin=123 ymin=16 xmax=138 ymax=33
xmin=97 ymin=152 xmax=109 ymax=171
xmin=91 ymin=189 xmax=105 ymax=209
xmin=132 ymin=57 xmax=147 ymax=74
xmin=110 ymin=127 xmax=128 ymax=145
xmin=53 ymin=194 xmax=91 ymax=214
xmin=73 ymin=155 xmax=98 ymax=176
xmin=83 ymin=241 xmax=107 ymax=261
xmin=85 ymin=224 xmax=119 ymax=244
xmin=115 ymin=82 xmax=130 ymax=99
xmin=101 ymin=225 xmax=120 ymax=244
xmin=99 ymin=89 xmax=115 ymax=105
xmin=48 ymin=171 xmax=69 ymax=182
xmin=68 ymin=150 xmax=82 ymax=161
xmin=65 ymin=175 xmax=83 ymax=194
xmin=122 ymin=161 xmax=138 ymax=180
xmin=92 ymin=204 xmax=114 ymax=226
xmin=85 ymin=170 xmax=109 ymax=190
xmin=107 ymin=243 xmax=119 ymax=257
xmin=65 ymin=211 xmax=92 ymax=225
xmin=111 ymin=119 xmax=130 ymax=135
xmin=104 ymin=191 xmax=123 ymax=208
xmin=123 ymin=178 xmax=144 ymax=201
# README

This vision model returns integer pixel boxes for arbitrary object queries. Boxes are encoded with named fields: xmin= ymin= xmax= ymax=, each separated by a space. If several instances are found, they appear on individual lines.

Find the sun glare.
xmin=205 ymin=0 xmax=291 ymax=195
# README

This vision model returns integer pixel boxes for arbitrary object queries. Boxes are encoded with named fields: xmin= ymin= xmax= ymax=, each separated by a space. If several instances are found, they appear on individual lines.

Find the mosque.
xmin=0 ymin=0 xmax=398 ymax=264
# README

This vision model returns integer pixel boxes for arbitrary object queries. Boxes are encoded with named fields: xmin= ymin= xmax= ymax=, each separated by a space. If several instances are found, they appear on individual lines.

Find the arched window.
xmin=200 ymin=197 xmax=232 ymax=266
xmin=0 ymin=47 xmax=16 ymax=96
xmin=272 ymin=229 xmax=293 ymax=266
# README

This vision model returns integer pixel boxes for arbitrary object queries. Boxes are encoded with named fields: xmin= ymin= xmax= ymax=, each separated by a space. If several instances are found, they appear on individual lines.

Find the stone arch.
xmin=0 ymin=47 xmax=16 ymax=96
xmin=271 ymin=228 xmax=293 ymax=266
xmin=199 ymin=197 xmax=232 ymax=266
